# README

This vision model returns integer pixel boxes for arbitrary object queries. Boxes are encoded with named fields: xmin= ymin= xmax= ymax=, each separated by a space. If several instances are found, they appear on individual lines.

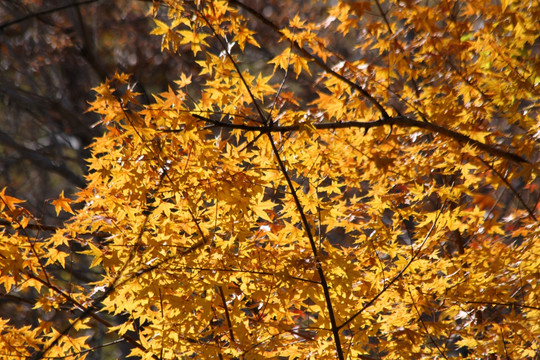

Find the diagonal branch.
xmin=30 ymin=96 xmax=168 ymax=360
xmin=408 ymin=287 xmax=448 ymax=359
xmin=266 ymin=132 xmax=345 ymax=360
xmin=338 ymin=206 xmax=444 ymax=330
xmin=476 ymin=156 xmax=537 ymax=221
xmin=14 ymin=264 xmax=156 ymax=360
xmin=0 ymin=130 xmax=86 ymax=187
xmin=0 ymin=0 xmax=99 ymax=31
xmin=196 ymin=5 xmax=268 ymax=124
xmin=218 ymin=285 xmax=236 ymax=343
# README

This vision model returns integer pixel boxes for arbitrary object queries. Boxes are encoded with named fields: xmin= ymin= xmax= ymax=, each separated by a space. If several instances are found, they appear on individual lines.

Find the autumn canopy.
xmin=0 ymin=0 xmax=539 ymax=359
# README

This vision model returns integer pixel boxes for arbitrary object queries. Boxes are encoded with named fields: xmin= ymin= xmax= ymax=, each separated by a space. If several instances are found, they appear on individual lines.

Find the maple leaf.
xmin=1 ymin=1 xmax=538 ymax=359
xmin=51 ymin=191 xmax=74 ymax=215
xmin=174 ymin=73 xmax=192 ymax=88
xmin=0 ymin=188 xmax=25 ymax=211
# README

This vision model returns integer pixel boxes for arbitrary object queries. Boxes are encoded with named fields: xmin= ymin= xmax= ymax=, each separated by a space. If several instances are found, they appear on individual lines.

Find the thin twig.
xmin=338 ymin=204 xmax=445 ymax=330
xmin=0 ymin=219 xmax=110 ymax=239
xmin=408 ymin=287 xmax=448 ymax=359
xmin=18 ymin=265 xmax=157 ymax=360
xmin=0 ymin=196 xmax=52 ymax=285
xmin=42 ymin=339 xmax=126 ymax=359
xmin=464 ymin=301 xmax=540 ymax=311
xmin=374 ymin=0 xmax=392 ymax=33
xmin=196 ymin=5 xmax=268 ymax=124
xmin=228 ymin=0 xmax=390 ymax=119
xmin=267 ymin=39 xmax=294 ymax=125
xmin=477 ymin=156 xmax=536 ymax=221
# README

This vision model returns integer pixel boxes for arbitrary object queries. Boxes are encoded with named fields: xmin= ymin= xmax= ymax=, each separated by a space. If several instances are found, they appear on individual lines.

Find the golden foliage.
xmin=1 ymin=0 xmax=539 ymax=359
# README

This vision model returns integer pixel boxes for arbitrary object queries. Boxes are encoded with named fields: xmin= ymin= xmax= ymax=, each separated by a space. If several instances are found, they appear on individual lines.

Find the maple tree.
xmin=1 ymin=0 xmax=539 ymax=359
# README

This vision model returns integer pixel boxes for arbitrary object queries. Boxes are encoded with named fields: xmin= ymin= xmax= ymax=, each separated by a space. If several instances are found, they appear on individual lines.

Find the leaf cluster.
xmin=0 ymin=0 xmax=539 ymax=359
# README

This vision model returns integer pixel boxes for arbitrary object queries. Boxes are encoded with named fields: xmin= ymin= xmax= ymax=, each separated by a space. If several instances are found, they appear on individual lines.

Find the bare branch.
xmin=0 ymin=130 xmax=86 ymax=188
xmin=0 ymin=0 xmax=99 ymax=32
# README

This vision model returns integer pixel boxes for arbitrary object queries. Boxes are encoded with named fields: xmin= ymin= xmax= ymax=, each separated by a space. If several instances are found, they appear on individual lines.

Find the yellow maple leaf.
xmin=0 ymin=187 xmax=25 ymax=211
xmin=51 ymin=191 xmax=74 ymax=216
xmin=175 ymin=73 xmax=192 ymax=88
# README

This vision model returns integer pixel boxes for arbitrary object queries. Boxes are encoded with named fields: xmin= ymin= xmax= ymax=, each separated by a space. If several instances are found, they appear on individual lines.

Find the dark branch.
xmin=0 ymin=130 xmax=86 ymax=188
xmin=188 ymin=114 xmax=529 ymax=164
xmin=476 ymin=157 xmax=537 ymax=221
xmin=0 ymin=219 xmax=110 ymax=240
xmin=196 ymin=6 xmax=269 ymax=124
xmin=17 ymin=265 xmax=156 ymax=360
xmin=226 ymin=0 xmax=530 ymax=166
xmin=464 ymin=301 xmax=540 ymax=311
xmin=266 ymin=132 xmax=345 ymax=360
xmin=0 ymin=0 xmax=99 ymax=31
xmin=218 ymin=286 xmax=236 ymax=343
xmin=408 ymin=287 xmax=449 ymax=359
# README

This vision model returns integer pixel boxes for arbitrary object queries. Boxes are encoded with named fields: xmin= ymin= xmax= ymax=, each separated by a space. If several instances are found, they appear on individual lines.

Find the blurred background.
xmin=0 ymin=0 xmax=187 ymax=225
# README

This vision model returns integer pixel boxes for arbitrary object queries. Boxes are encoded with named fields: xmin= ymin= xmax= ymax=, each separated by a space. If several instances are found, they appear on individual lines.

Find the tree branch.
xmin=464 ymin=300 xmax=540 ymax=311
xmin=408 ymin=287 xmax=448 ymax=359
xmin=0 ymin=130 xmax=86 ymax=187
xmin=226 ymin=0 xmax=531 ymax=166
xmin=196 ymin=6 xmax=268 ymax=124
xmin=218 ymin=286 xmax=236 ymax=343
xmin=0 ymin=219 xmax=109 ymax=239
xmin=266 ymin=132 xmax=345 ymax=360
xmin=338 ymin=206 xmax=443 ymax=330
xmin=189 ymin=114 xmax=529 ymax=164
xmin=0 ymin=0 xmax=99 ymax=31
xmin=17 ymin=265 xmax=156 ymax=360
xmin=476 ymin=156 xmax=537 ymax=221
